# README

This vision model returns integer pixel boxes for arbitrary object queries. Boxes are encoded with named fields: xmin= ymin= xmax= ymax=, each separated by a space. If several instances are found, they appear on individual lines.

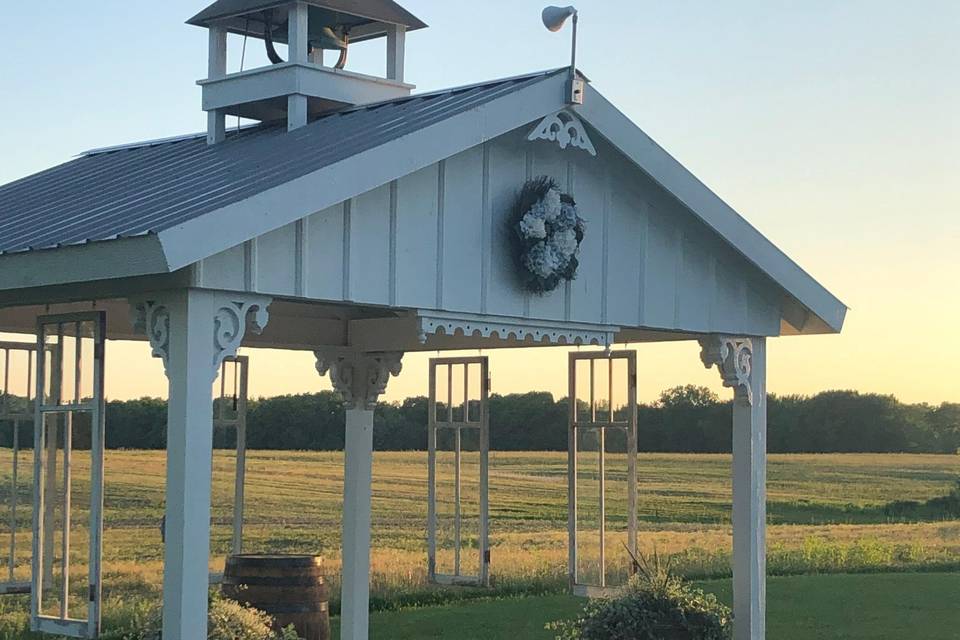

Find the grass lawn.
xmin=333 ymin=572 xmax=960 ymax=640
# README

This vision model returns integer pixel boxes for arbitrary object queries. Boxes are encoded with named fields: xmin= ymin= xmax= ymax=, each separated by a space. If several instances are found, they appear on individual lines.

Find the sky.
xmin=0 ymin=1 xmax=957 ymax=405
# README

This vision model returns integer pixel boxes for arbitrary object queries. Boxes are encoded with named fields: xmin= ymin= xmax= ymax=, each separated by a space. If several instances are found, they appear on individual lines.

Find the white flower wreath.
xmin=510 ymin=177 xmax=586 ymax=294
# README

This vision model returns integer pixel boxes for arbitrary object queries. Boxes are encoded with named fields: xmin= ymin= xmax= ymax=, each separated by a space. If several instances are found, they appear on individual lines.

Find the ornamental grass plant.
xmin=548 ymin=549 xmax=732 ymax=640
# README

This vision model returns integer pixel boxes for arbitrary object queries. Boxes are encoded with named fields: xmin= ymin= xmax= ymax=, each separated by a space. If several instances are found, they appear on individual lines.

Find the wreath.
xmin=509 ymin=176 xmax=586 ymax=294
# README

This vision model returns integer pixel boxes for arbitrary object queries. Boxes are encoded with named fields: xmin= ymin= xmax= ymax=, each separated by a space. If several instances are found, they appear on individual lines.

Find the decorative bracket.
xmin=211 ymin=298 xmax=270 ymax=378
xmin=132 ymin=292 xmax=271 ymax=383
xmin=314 ymin=350 xmax=404 ymax=411
xmin=699 ymin=336 xmax=754 ymax=406
xmin=527 ymin=110 xmax=597 ymax=157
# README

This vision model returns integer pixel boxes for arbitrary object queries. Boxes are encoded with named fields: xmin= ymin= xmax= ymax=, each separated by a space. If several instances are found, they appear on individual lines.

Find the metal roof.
xmin=188 ymin=0 xmax=428 ymax=31
xmin=0 ymin=70 xmax=558 ymax=256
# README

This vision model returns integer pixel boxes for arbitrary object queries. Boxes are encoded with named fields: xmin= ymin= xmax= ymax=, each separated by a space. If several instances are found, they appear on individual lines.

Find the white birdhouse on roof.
xmin=189 ymin=0 xmax=427 ymax=139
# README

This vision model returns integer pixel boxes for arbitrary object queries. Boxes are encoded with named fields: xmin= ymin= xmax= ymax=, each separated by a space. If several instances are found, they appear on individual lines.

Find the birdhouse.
xmin=188 ymin=0 xmax=427 ymax=141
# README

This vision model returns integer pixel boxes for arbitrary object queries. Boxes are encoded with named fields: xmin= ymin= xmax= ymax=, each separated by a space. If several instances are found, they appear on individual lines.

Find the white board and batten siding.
xmin=197 ymin=124 xmax=783 ymax=337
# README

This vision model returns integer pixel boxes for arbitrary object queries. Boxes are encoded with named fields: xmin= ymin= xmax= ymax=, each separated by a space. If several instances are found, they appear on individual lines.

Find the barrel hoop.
xmin=223 ymin=575 xmax=328 ymax=588
xmin=253 ymin=602 xmax=330 ymax=615
xmin=226 ymin=555 xmax=322 ymax=569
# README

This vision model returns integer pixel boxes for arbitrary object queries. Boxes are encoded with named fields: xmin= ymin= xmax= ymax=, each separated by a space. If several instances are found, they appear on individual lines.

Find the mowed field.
xmin=0 ymin=450 xmax=958 ymax=635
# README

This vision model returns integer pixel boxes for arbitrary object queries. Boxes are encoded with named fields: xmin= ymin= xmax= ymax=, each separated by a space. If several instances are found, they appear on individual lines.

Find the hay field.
xmin=0 ymin=450 xmax=958 ymax=618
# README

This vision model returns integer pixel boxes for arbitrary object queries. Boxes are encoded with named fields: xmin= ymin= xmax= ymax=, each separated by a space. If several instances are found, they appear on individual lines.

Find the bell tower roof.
xmin=191 ymin=0 xmax=423 ymax=142
xmin=188 ymin=0 xmax=427 ymax=42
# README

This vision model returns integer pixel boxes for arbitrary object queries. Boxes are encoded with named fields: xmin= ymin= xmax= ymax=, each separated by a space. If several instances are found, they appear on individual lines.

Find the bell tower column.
xmin=386 ymin=25 xmax=406 ymax=82
xmin=288 ymin=2 xmax=310 ymax=131
xmin=207 ymin=26 xmax=227 ymax=144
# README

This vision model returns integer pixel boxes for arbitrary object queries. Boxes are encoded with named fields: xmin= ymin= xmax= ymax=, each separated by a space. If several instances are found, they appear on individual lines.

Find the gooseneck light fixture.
xmin=541 ymin=5 xmax=583 ymax=104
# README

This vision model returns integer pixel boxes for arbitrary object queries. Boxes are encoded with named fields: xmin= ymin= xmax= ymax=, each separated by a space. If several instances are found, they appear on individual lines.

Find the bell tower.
xmin=188 ymin=0 xmax=427 ymax=143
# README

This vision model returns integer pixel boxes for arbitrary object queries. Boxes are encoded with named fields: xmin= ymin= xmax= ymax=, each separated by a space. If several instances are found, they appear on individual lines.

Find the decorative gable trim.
xmin=527 ymin=110 xmax=597 ymax=157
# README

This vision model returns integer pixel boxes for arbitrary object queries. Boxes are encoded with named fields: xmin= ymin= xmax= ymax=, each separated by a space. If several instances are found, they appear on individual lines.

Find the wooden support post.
xmin=314 ymin=351 xmax=402 ymax=640
xmin=207 ymin=27 xmax=227 ymax=145
xmin=700 ymin=336 xmax=766 ymax=640
xmin=161 ymin=290 xmax=217 ymax=640
xmin=341 ymin=407 xmax=374 ymax=640
xmin=134 ymin=291 xmax=270 ymax=640
xmin=732 ymin=338 xmax=766 ymax=640
xmin=386 ymin=25 xmax=406 ymax=82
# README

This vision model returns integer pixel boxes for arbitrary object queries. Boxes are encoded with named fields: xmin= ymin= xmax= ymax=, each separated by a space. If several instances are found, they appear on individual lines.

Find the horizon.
xmin=1 ymin=1 xmax=957 ymax=405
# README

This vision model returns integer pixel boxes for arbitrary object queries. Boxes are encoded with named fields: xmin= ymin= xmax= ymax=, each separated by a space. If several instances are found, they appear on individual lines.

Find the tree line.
xmin=2 ymin=386 xmax=955 ymax=454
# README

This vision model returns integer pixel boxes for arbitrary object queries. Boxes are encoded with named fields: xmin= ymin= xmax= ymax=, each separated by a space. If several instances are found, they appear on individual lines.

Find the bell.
xmin=314 ymin=25 xmax=348 ymax=51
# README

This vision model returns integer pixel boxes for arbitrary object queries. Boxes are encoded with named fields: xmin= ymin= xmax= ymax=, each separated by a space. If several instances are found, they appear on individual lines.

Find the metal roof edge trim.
xmin=0 ymin=235 xmax=169 ymax=292
xmin=573 ymin=84 xmax=847 ymax=334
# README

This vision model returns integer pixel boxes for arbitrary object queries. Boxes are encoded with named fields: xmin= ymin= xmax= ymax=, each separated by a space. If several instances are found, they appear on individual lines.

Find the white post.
xmin=160 ymin=290 xmax=217 ymax=639
xmin=288 ymin=95 xmax=309 ymax=131
xmin=315 ymin=352 xmax=403 ymax=640
xmin=341 ymin=407 xmax=374 ymax=640
xmin=386 ymin=25 xmax=406 ymax=82
xmin=732 ymin=338 xmax=766 ymax=640
xmin=700 ymin=336 xmax=766 ymax=640
xmin=135 ymin=291 xmax=270 ymax=640
xmin=207 ymin=27 xmax=227 ymax=145
xmin=288 ymin=2 xmax=310 ymax=131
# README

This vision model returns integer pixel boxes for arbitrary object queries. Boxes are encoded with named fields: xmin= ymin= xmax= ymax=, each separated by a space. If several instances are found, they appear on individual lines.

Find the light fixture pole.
xmin=542 ymin=5 xmax=583 ymax=105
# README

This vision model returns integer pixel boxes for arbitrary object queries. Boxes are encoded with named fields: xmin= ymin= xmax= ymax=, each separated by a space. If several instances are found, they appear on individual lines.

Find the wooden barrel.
xmin=222 ymin=554 xmax=330 ymax=640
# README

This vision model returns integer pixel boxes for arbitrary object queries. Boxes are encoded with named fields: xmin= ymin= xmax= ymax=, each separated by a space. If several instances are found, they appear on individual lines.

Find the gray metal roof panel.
xmin=188 ymin=0 xmax=428 ymax=31
xmin=0 ymin=70 xmax=558 ymax=255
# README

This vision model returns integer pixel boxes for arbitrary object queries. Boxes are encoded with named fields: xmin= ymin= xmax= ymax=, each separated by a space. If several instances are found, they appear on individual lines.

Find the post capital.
xmin=698 ymin=335 xmax=754 ymax=406
xmin=314 ymin=349 xmax=403 ymax=411
xmin=131 ymin=291 xmax=271 ymax=383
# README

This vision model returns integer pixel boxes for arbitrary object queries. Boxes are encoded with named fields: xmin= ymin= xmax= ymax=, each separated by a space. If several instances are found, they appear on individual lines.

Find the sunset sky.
xmin=1 ymin=1 xmax=957 ymax=405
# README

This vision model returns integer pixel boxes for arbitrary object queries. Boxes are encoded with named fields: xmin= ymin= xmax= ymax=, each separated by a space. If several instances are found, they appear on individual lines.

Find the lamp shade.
xmin=542 ymin=5 xmax=577 ymax=32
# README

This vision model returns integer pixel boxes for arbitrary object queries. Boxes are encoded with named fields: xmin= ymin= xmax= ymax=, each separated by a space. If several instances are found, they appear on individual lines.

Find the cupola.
xmin=188 ymin=0 xmax=427 ymax=143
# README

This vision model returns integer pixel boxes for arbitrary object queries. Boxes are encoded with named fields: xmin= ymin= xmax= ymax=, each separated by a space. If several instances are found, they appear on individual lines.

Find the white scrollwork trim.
xmin=133 ymin=301 xmax=172 ymax=373
xmin=419 ymin=315 xmax=614 ymax=348
xmin=315 ymin=351 xmax=403 ymax=411
xmin=699 ymin=336 xmax=754 ymax=406
xmin=527 ymin=110 xmax=597 ymax=157
xmin=212 ymin=299 xmax=270 ymax=378
xmin=133 ymin=294 xmax=271 ymax=382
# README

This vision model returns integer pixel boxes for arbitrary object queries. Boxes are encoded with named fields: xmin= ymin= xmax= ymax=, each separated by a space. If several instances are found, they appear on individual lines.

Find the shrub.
xmin=548 ymin=550 xmax=731 ymax=640
xmin=129 ymin=592 xmax=301 ymax=640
